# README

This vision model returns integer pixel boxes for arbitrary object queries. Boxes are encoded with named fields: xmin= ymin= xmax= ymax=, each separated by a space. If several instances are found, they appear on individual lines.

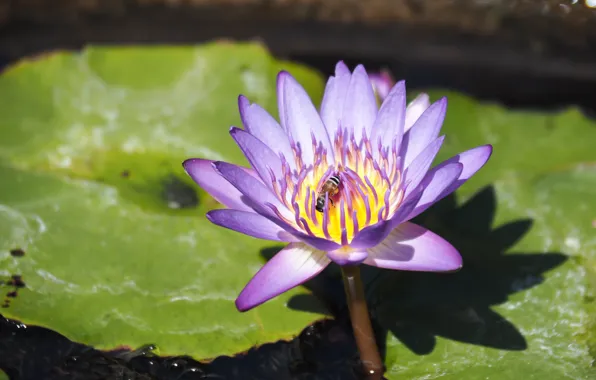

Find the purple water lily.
xmin=369 ymin=70 xmax=394 ymax=101
xmin=184 ymin=62 xmax=492 ymax=312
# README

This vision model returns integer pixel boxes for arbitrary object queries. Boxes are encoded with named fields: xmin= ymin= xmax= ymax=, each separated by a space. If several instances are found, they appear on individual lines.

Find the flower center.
xmin=271 ymin=129 xmax=404 ymax=245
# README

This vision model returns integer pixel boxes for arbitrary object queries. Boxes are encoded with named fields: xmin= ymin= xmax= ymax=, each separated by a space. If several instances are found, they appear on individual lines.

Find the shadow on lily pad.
xmin=282 ymin=185 xmax=568 ymax=357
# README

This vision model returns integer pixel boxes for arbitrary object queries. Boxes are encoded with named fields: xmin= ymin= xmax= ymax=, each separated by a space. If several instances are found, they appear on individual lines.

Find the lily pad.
xmin=376 ymin=95 xmax=596 ymax=378
xmin=1 ymin=43 xmax=596 ymax=379
xmin=0 ymin=43 xmax=325 ymax=358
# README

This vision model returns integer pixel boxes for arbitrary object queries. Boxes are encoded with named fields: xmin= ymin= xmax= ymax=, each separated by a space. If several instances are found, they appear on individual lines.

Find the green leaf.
xmin=0 ymin=43 xmax=325 ymax=358
xmin=375 ymin=93 xmax=596 ymax=378
xmin=1 ymin=43 xmax=595 ymax=379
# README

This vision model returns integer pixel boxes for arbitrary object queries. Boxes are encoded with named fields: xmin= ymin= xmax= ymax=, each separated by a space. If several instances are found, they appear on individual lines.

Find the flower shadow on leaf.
xmin=274 ymin=185 xmax=568 ymax=357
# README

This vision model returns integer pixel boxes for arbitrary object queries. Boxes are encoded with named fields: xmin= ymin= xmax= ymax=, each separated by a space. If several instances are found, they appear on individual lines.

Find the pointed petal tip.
xmin=460 ymin=144 xmax=493 ymax=174
xmin=352 ymin=64 xmax=372 ymax=81
xmin=424 ymin=253 xmax=463 ymax=273
xmin=485 ymin=144 xmax=494 ymax=161
xmin=413 ymin=92 xmax=430 ymax=103
xmin=277 ymin=70 xmax=292 ymax=83
xmin=234 ymin=244 xmax=330 ymax=312
xmin=440 ymin=245 xmax=463 ymax=272
xmin=181 ymin=157 xmax=197 ymax=172
xmin=384 ymin=79 xmax=406 ymax=99
xmin=434 ymin=96 xmax=448 ymax=110
xmin=238 ymin=94 xmax=249 ymax=106
xmin=446 ymin=261 xmax=463 ymax=273
xmin=443 ymin=257 xmax=463 ymax=273
xmin=238 ymin=95 xmax=249 ymax=122
xmin=423 ymin=96 xmax=447 ymax=114
xmin=365 ymin=222 xmax=463 ymax=272
xmin=276 ymin=71 xmax=290 ymax=93
xmin=235 ymin=297 xmax=251 ymax=312
xmin=183 ymin=158 xmax=218 ymax=179
xmin=482 ymin=143 xmax=494 ymax=157
xmin=395 ymin=79 xmax=406 ymax=91
xmin=335 ymin=61 xmax=350 ymax=75
xmin=467 ymin=144 xmax=493 ymax=173
xmin=404 ymin=92 xmax=432 ymax=132
xmin=238 ymin=95 xmax=252 ymax=115
xmin=204 ymin=210 xmax=216 ymax=222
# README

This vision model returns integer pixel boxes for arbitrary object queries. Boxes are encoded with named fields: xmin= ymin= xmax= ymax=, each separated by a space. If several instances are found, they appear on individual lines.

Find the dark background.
xmin=1 ymin=0 xmax=596 ymax=111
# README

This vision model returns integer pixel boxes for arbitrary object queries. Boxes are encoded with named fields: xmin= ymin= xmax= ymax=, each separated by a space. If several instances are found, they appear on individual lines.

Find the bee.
xmin=315 ymin=174 xmax=341 ymax=213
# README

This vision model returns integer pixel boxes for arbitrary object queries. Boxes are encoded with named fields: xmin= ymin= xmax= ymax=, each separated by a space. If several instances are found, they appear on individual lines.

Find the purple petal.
xmin=206 ymin=209 xmax=299 ymax=242
xmin=277 ymin=71 xmax=288 ymax=132
xmin=388 ymin=189 xmax=424 ymax=227
xmin=364 ymin=222 xmax=462 ymax=272
xmin=403 ymin=136 xmax=445 ymax=198
xmin=183 ymin=158 xmax=256 ymax=212
xmin=342 ymin=65 xmax=378 ymax=142
xmin=291 ymin=231 xmax=342 ymax=252
xmin=320 ymin=62 xmax=352 ymax=139
xmin=370 ymin=80 xmax=406 ymax=157
xmin=404 ymin=93 xmax=430 ymax=132
xmin=401 ymin=97 xmax=447 ymax=168
xmin=327 ymin=249 xmax=368 ymax=266
xmin=349 ymin=190 xmax=423 ymax=250
xmin=405 ymin=162 xmax=463 ymax=220
xmin=349 ymin=220 xmax=393 ymax=250
xmin=230 ymin=127 xmax=282 ymax=190
xmin=277 ymin=71 xmax=334 ymax=165
xmin=235 ymin=243 xmax=331 ymax=311
xmin=238 ymin=96 xmax=294 ymax=167
xmin=334 ymin=60 xmax=351 ymax=76
xmin=213 ymin=161 xmax=292 ymax=220
xmin=435 ymin=144 xmax=493 ymax=200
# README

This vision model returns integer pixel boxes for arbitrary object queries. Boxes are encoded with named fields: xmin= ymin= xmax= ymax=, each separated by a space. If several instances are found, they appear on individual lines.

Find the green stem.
xmin=341 ymin=265 xmax=384 ymax=379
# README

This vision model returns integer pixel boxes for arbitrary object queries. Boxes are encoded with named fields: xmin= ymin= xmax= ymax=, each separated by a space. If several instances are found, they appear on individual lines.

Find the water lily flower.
xmin=369 ymin=69 xmax=394 ymax=101
xmin=184 ymin=62 xmax=492 ymax=312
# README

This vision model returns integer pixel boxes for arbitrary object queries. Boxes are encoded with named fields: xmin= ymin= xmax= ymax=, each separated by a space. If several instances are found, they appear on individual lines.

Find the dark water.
xmin=0 ymin=313 xmax=370 ymax=380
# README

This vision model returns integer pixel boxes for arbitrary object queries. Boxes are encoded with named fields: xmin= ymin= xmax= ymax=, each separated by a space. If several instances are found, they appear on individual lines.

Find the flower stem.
xmin=341 ymin=265 xmax=384 ymax=379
